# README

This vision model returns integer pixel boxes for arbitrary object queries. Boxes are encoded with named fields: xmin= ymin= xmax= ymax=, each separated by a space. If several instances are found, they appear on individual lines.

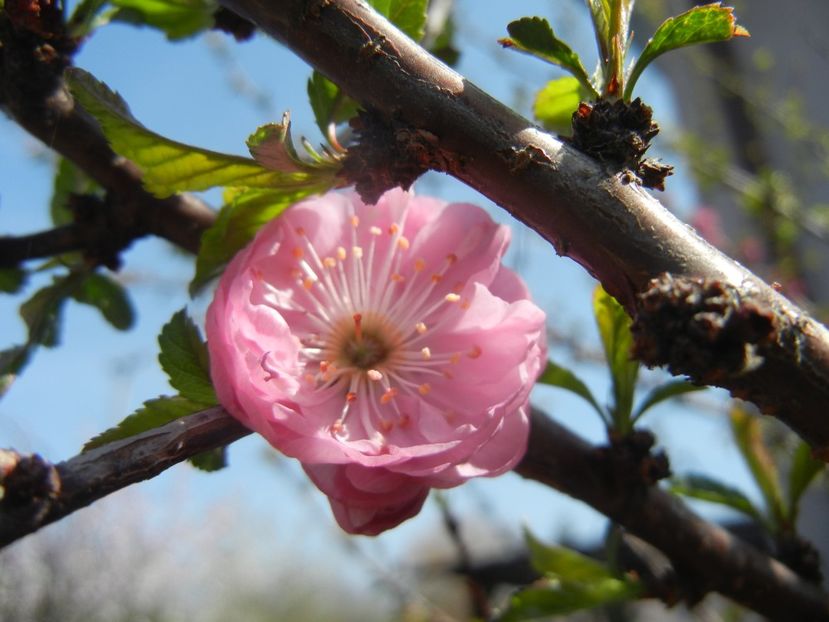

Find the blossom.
xmin=206 ymin=188 xmax=547 ymax=535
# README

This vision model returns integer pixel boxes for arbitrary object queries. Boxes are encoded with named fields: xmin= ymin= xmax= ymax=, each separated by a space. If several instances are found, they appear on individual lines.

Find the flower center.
xmin=340 ymin=314 xmax=391 ymax=370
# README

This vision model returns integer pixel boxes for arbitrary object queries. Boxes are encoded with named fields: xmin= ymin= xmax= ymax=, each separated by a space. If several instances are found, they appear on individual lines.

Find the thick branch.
xmin=2 ymin=409 xmax=826 ymax=620
xmin=0 ymin=407 xmax=249 ymax=547
xmin=215 ymin=0 xmax=829 ymax=458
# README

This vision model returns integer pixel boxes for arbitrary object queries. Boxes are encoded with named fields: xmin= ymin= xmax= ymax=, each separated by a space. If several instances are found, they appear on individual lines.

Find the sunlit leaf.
xmin=83 ymin=395 xmax=209 ymax=450
xmin=307 ymin=71 xmax=360 ymax=138
xmin=158 ymin=309 xmax=217 ymax=405
xmin=190 ymin=187 xmax=311 ymax=295
xmin=787 ymin=441 xmax=825 ymax=523
xmin=368 ymin=0 xmax=428 ymax=41
xmin=593 ymin=286 xmax=639 ymax=430
xmin=67 ymin=0 xmax=111 ymax=38
xmin=632 ymin=379 xmax=703 ymax=421
xmin=109 ymin=0 xmax=217 ymax=40
xmin=499 ymin=580 xmax=641 ymax=621
xmin=585 ymin=0 xmax=612 ymax=60
xmin=500 ymin=17 xmax=598 ymax=98
xmin=0 ymin=346 xmax=30 ymax=398
xmin=525 ymin=529 xmax=613 ymax=582
xmin=533 ymin=76 xmax=589 ymax=135
xmin=671 ymin=473 xmax=763 ymax=522
xmin=50 ymin=158 xmax=100 ymax=227
xmin=625 ymin=3 xmax=749 ymax=99
xmin=730 ymin=404 xmax=785 ymax=529
xmin=67 ymin=68 xmax=331 ymax=197
xmin=537 ymin=359 xmax=606 ymax=423
xmin=72 ymin=272 xmax=135 ymax=331
xmin=247 ymin=113 xmax=339 ymax=174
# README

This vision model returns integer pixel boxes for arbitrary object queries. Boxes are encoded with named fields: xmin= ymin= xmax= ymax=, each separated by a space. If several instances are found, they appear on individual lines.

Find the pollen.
xmin=380 ymin=387 xmax=398 ymax=404
xmin=418 ymin=383 xmax=431 ymax=395
xmin=445 ymin=293 xmax=461 ymax=303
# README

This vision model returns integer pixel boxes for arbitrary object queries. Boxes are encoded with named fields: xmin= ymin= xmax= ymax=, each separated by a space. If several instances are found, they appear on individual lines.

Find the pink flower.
xmin=206 ymin=188 xmax=547 ymax=535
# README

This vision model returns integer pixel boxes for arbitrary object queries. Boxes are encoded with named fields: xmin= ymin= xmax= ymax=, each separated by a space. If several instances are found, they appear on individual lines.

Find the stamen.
xmin=350 ymin=215 xmax=360 ymax=227
xmin=467 ymin=345 xmax=483 ymax=359
xmin=414 ymin=258 xmax=426 ymax=272
xmin=388 ymin=223 xmax=399 ymax=235
xmin=380 ymin=387 xmax=398 ymax=404
xmin=397 ymin=236 xmax=410 ymax=250
xmin=353 ymin=313 xmax=363 ymax=343
xmin=292 ymin=247 xmax=303 ymax=259
xmin=398 ymin=414 xmax=411 ymax=428
xmin=391 ymin=273 xmax=405 ymax=283
xmin=303 ymin=277 xmax=317 ymax=290
xmin=446 ymin=253 xmax=458 ymax=265
xmin=431 ymin=274 xmax=443 ymax=283
xmin=450 ymin=353 xmax=461 ymax=365
xmin=346 ymin=391 xmax=358 ymax=403
xmin=367 ymin=369 xmax=383 ymax=381
xmin=420 ymin=347 xmax=431 ymax=360
xmin=445 ymin=293 xmax=461 ymax=303
xmin=337 ymin=246 xmax=347 ymax=261
xmin=370 ymin=226 xmax=382 ymax=236
xmin=415 ymin=322 xmax=427 ymax=334
xmin=323 ymin=257 xmax=337 ymax=268
xmin=352 ymin=246 xmax=363 ymax=259
xmin=418 ymin=383 xmax=431 ymax=395
xmin=296 ymin=227 xmax=306 ymax=236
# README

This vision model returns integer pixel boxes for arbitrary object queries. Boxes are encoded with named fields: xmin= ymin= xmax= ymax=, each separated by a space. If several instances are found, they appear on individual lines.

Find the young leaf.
xmin=670 ymin=474 xmax=763 ymax=522
xmin=247 ymin=114 xmax=340 ymax=174
xmin=20 ymin=273 xmax=85 ymax=348
xmin=67 ymin=68 xmax=333 ymax=197
xmin=50 ymin=158 xmax=100 ymax=226
xmin=525 ymin=529 xmax=614 ymax=582
xmin=72 ymin=272 xmax=135 ymax=331
xmin=787 ymin=442 xmax=825 ymax=524
xmin=625 ymin=3 xmax=750 ymax=100
xmin=730 ymin=405 xmax=786 ymax=529
xmin=537 ymin=359 xmax=607 ymax=423
xmin=632 ymin=379 xmax=703 ymax=421
xmin=500 ymin=17 xmax=598 ymax=99
xmin=83 ymin=395 xmax=210 ymax=450
xmin=67 ymin=0 xmax=111 ymax=38
xmin=158 ymin=309 xmax=217 ymax=405
xmin=0 ymin=346 xmax=30 ymax=398
xmin=499 ymin=579 xmax=641 ymax=621
xmin=533 ymin=76 xmax=589 ymax=135
xmin=593 ymin=286 xmax=639 ymax=430
xmin=367 ymin=0 xmax=428 ymax=41
xmin=109 ymin=0 xmax=217 ymax=41
xmin=585 ymin=0 xmax=612 ymax=62
xmin=0 ymin=268 xmax=27 ymax=294
xmin=190 ymin=187 xmax=311 ymax=295
xmin=307 ymin=71 xmax=360 ymax=139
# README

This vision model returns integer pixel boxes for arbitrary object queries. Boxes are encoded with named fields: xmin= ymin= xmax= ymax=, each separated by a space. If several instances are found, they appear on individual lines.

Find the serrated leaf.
xmin=593 ymin=286 xmax=639 ymax=431
xmin=189 ymin=447 xmax=227 ymax=471
xmin=533 ymin=76 xmax=589 ymax=135
xmin=158 ymin=309 xmax=217 ymax=404
xmin=625 ymin=3 xmax=749 ymax=99
xmin=498 ymin=579 xmax=641 ymax=621
xmin=500 ymin=17 xmax=598 ymax=98
xmin=537 ymin=359 xmax=606 ymax=423
xmin=71 ymin=272 xmax=135 ymax=330
xmin=787 ymin=442 xmax=825 ymax=524
xmin=307 ymin=71 xmax=360 ymax=138
xmin=525 ymin=529 xmax=613 ymax=582
xmin=67 ymin=68 xmax=333 ymax=198
xmin=83 ymin=395 xmax=208 ymax=450
xmin=367 ymin=0 xmax=427 ymax=41
xmin=190 ymin=187 xmax=309 ymax=295
xmin=247 ymin=113 xmax=339 ymax=174
xmin=0 ymin=268 xmax=27 ymax=294
xmin=585 ymin=0 xmax=612 ymax=59
xmin=51 ymin=158 xmax=100 ymax=226
xmin=670 ymin=474 xmax=763 ymax=522
xmin=632 ymin=379 xmax=703 ymax=421
xmin=730 ymin=405 xmax=785 ymax=529
xmin=109 ymin=0 xmax=217 ymax=40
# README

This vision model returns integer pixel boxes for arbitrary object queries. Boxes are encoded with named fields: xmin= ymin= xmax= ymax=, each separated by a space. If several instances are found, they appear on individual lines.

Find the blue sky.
xmin=0 ymin=0 xmax=759 ymax=599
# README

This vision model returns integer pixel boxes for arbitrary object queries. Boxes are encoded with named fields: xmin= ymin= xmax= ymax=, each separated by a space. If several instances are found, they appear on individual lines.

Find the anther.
xmin=397 ymin=237 xmax=410 ymax=250
xmin=292 ymin=247 xmax=304 ymax=259
xmin=446 ymin=253 xmax=457 ymax=265
xmin=303 ymin=277 xmax=316 ymax=290
xmin=370 ymin=226 xmax=382 ymax=236
xmin=350 ymin=215 xmax=360 ymax=227
xmin=323 ymin=257 xmax=337 ymax=268
xmin=295 ymin=227 xmax=306 ymax=236
xmin=380 ymin=387 xmax=398 ymax=404
xmin=415 ymin=322 xmax=427 ymax=334
xmin=346 ymin=392 xmax=358 ymax=403
xmin=352 ymin=246 xmax=363 ymax=259
xmin=367 ymin=369 xmax=383 ymax=381
xmin=414 ymin=258 xmax=426 ymax=272
xmin=418 ymin=383 xmax=431 ymax=395
xmin=431 ymin=274 xmax=443 ymax=283
xmin=388 ymin=224 xmax=399 ymax=235
xmin=337 ymin=246 xmax=347 ymax=260
xmin=391 ymin=273 xmax=405 ymax=283
xmin=445 ymin=293 xmax=461 ymax=303
xmin=420 ymin=347 xmax=431 ymax=360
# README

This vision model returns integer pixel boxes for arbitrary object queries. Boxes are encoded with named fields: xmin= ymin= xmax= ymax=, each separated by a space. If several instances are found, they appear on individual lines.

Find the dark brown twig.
xmin=215 ymin=0 xmax=829 ymax=459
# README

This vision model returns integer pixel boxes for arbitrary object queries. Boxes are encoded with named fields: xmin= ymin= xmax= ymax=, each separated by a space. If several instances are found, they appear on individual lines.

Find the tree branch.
xmin=213 ymin=0 xmax=829 ymax=459
xmin=2 ymin=408 xmax=825 ymax=620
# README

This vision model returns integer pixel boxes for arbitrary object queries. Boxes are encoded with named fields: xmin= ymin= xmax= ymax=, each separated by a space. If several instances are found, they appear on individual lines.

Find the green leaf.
xmin=67 ymin=0 xmax=111 ymax=38
xmin=247 ymin=113 xmax=340 ymax=174
xmin=158 ymin=309 xmax=217 ymax=405
xmin=525 ymin=529 xmax=613 ymax=582
xmin=670 ymin=474 xmax=763 ymax=522
xmin=537 ymin=360 xmax=606 ymax=423
xmin=20 ymin=273 xmax=85 ymax=348
xmin=51 ymin=158 xmax=87 ymax=226
xmin=625 ymin=3 xmax=750 ymax=100
xmin=0 ymin=346 xmax=30 ymax=398
xmin=367 ymin=0 xmax=428 ymax=41
xmin=593 ymin=286 xmax=639 ymax=431
xmin=190 ymin=187 xmax=309 ymax=295
xmin=585 ymin=0 xmax=612 ymax=61
xmin=787 ymin=442 xmax=825 ymax=524
xmin=189 ymin=447 xmax=227 ymax=471
xmin=67 ymin=68 xmax=333 ymax=198
xmin=72 ymin=272 xmax=135 ymax=331
xmin=83 ymin=395 xmax=208 ymax=450
xmin=632 ymin=379 xmax=703 ymax=421
xmin=307 ymin=71 xmax=360 ymax=138
xmin=109 ymin=0 xmax=217 ymax=40
xmin=730 ymin=405 xmax=786 ymax=529
xmin=533 ymin=76 xmax=589 ymax=135
xmin=0 ymin=268 xmax=27 ymax=294
xmin=499 ymin=580 xmax=641 ymax=621
xmin=500 ymin=17 xmax=598 ymax=99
